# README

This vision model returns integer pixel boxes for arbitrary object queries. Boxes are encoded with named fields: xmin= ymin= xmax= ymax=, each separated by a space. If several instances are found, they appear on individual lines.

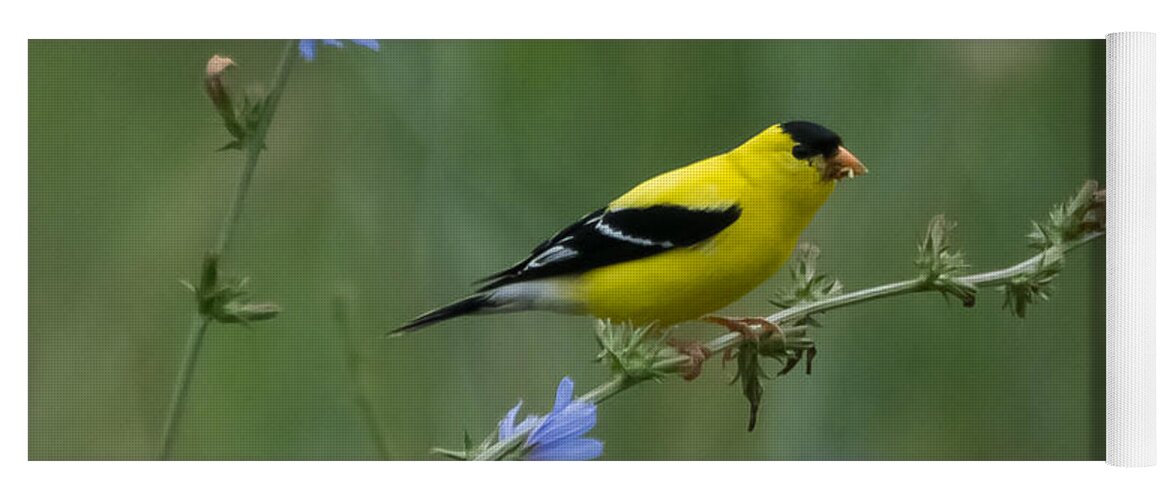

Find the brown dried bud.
xmin=205 ymin=55 xmax=236 ymax=79
xmin=204 ymin=55 xmax=244 ymax=139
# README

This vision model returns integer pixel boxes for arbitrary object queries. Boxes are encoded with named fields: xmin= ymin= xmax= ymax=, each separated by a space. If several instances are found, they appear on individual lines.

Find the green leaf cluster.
xmin=181 ymin=253 xmax=280 ymax=326
xmin=914 ymin=215 xmax=978 ymax=307
xmin=771 ymin=244 xmax=843 ymax=326
xmin=1000 ymin=247 xmax=1064 ymax=318
xmin=727 ymin=329 xmax=816 ymax=432
xmin=1004 ymin=180 xmax=1105 ymax=318
xmin=593 ymin=320 xmax=669 ymax=382
xmin=1027 ymin=180 xmax=1106 ymax=250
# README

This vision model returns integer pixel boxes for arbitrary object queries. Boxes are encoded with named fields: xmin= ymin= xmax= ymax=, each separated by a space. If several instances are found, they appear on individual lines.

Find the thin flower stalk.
xmin=159 ymin=40 xmax=299 ymax=460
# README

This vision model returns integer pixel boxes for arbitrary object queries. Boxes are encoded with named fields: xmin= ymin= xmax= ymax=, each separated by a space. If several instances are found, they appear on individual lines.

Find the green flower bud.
xmin=218 ymin=301 xmax=281 ymax=324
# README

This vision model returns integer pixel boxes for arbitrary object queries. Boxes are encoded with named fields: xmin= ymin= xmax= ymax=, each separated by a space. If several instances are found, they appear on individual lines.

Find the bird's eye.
xmin=782 ymin=121 xmax=843 ymax=163
xmin=792 ymin=144 xmax=815 ymax=160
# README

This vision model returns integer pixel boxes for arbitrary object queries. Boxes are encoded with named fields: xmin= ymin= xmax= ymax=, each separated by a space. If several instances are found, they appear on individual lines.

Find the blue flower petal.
xmin=498 ymin=401 xmax=523 ymax=441
xmin=298 ymin=39 xmax=380 ymax=61
xmin=350 ymin=39 xmax=380 ymax=51
xmin=552 ymin=376 xmax=574 ymax=414
xmin=516 ymin=416 xmax=540 ymax=435
xmin=528 ymin=401 xmax=595 ymax=446
xmin=527 ymin=438 xmax=603 ymax=461
xmin=495 ymin=377 xmax=602 ymax=460
xmin=298 ymin=40 xmax=317 ymax=61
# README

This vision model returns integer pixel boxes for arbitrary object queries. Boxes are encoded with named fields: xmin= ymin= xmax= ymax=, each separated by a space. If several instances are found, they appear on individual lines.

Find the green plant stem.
xmin=582 ymin=230 xmax=1105 ymax=424
xmin=159 ymin=315 xmax=211 ymax=459
xmin=580 ymin=374 xmax=635 ymax=405
xmin=470 ymin=431 xmax=525 ymax=461
xmin=766 ymin=231 xmax=1101 ymax=325
xmin=333 ymin=296 xmax=392 ymax=460
xmin=214 ymin=41 xmax=297 ymax=253
xmin=158 ymin=40 xmax=298 ymax=460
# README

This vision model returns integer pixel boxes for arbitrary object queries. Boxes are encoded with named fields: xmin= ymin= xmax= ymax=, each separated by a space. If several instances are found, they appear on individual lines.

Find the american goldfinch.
xmin=394 ymin=121 xmax=865 ymax=334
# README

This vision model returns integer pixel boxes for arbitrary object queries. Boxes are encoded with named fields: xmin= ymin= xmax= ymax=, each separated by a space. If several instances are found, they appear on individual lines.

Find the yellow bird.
xmin=394 ymin=121 xmax=865 ymax=334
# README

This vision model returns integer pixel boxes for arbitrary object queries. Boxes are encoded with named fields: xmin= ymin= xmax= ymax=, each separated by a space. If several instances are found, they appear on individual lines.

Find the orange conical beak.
xmin=826 ymin=146 xmax=867 ymax=180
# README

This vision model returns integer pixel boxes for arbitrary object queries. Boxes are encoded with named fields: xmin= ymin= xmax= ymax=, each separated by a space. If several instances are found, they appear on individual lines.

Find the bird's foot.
xmin=700 ymin=315 xmax=781 ymax=342
xmin=668 ymin=339 xmax=713 ymax=381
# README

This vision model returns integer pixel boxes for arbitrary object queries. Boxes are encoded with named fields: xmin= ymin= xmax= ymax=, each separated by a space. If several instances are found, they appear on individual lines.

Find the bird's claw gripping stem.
xmin=701 ymin=315 xmax=781 ymax=341
xmin=669 ymin=339 xmax=713 ymax=381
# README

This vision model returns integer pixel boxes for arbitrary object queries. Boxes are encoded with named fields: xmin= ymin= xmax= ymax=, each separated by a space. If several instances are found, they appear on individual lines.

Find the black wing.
xmin=477 ymin=204 xmax=741 ymax=291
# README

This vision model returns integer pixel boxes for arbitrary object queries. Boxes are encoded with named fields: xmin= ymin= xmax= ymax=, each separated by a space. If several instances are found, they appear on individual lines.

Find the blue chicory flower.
xmin=497 ymin=377 xmax=603 ymax=461
xmin=298 ymin=39 xmax=380 ymax=61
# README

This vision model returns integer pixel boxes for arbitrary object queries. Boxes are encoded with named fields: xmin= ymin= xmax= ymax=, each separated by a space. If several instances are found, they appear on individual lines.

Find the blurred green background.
xmin=29 ymin=40 xmax=1104 ymax=460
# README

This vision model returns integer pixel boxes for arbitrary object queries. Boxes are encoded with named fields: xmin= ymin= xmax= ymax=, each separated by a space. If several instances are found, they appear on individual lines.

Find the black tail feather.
xmin=389 ymin=294 xmax=495 ymax=336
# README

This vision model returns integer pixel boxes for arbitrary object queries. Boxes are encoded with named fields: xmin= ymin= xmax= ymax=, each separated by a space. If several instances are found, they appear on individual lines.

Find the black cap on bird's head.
xmin=781 ymin=120 xmax=867 ymax=181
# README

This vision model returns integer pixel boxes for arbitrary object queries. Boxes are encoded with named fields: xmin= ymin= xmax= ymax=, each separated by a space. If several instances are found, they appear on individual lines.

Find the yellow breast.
xmin=572 ymin=140 xmax=834 ymax=326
